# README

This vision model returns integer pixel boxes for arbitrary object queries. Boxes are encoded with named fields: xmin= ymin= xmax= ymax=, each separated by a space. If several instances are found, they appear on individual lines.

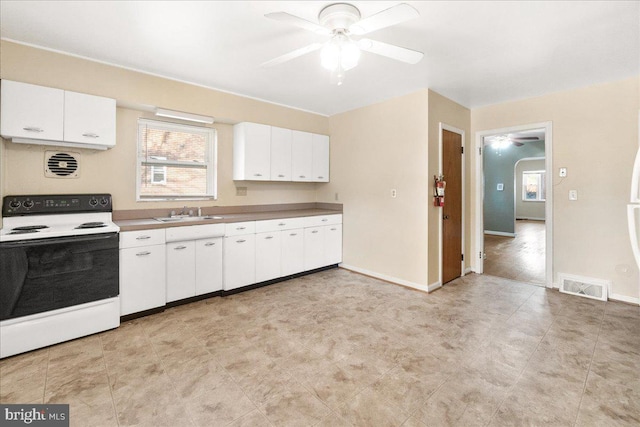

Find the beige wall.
xmin=316 ymin=91 xmax=430 ymax=288
xmin=471 ymin=76 xmax=640 ymax=300
xmin=427 ymin=90 xmax=471 ymax=285
xmin=0 ymin=40 xmax=329 ymax=211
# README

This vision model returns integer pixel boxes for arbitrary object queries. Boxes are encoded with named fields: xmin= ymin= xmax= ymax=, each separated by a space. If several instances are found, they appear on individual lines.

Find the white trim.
xmin=428 ymin=281 xmax=442 ymax=292
xmin=339 ymin=264 xmax=431 ymax=293
xmin=439 ymin=123 xmax=466 ymax=285
xmin=516 ymin=217 xmax=546 ymax=221
xmin=609 ymin=293 xmax=640 ymax=305
xmin=0 ymin=38 xmax=329 ymax=118
xmin=475 ymin=121 xmax=553 ymax=288
xmin=464 ymin=267 xmax=473 ymax=275
xmin=484 ymin=230 xmax=516 ymax=237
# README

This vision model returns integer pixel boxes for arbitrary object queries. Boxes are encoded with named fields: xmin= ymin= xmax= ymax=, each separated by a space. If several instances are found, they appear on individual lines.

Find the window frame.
xmin=522 ymin=170 xmax=546 ymax=202
xmin=136 ymin=118 xmax=217 ymax=201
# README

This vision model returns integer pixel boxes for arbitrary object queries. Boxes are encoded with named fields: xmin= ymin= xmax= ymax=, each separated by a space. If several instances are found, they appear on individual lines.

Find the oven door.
xmin=0 ymin=232 xmax=119 ymax=321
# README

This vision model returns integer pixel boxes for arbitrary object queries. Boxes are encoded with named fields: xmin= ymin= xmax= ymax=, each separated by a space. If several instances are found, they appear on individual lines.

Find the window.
xmin=522 ymin=170 xmax=546 ymax=201
xmin=137 ymin=119 xmax=217 ymax=200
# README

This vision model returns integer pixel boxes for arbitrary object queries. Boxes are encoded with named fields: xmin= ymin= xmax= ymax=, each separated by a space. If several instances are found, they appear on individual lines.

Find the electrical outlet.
xmin=559 ymin=167 xmax=567 ymax=177
xmin=569 ymin=189 xmax=578 ymax=200
xmin=391 ymin=189 xmax=397 ymax=198
xmin=236 ymin=187 xmax=247 ymax=196
xmin=334 ymin=192 xmax=339 ymax=201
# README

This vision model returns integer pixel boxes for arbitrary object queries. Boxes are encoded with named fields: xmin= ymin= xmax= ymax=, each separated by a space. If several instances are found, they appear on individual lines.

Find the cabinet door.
xmin=166 ymin=241 xmax=196 ymax=302
xmin=223 ymin=234 xmax=256 ymax=291
xmin=324 ymin=224 xmax=343 ymax=265
xmin=255 ymin=232 xmax=282 ymax=282
xmin=282 ymin=229 xmax=304 ymax=276
xmin=63 ymin=91 xmax=116 ymax=148
xmin=195 ymin=237 xmax=223 ymax=295
xmin=270 ymin=126 xmax=292 ymax=181
xmin=0 ymin=80 xmax=64 ymax=141
xmin=304 ymin=226 xmax=325 ymax=271
xmin=291 ymin=130 xmax=313 ymax=182
xmin=120 ymin=245 xmax=166 ymax=316
xmin=233 ymin=122 xmax=271 ymax=180
xmin=312 ymin=134 xmax=330 ymax=182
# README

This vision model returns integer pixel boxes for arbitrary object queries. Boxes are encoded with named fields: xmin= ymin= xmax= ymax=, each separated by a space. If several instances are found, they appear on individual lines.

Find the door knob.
xmin=443 ymin=215 xmax=450 ymax=220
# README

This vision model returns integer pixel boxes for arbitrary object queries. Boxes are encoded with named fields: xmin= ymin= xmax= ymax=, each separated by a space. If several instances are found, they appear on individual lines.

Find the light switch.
xmin=569 ymin=190 xmax=578 ymax=200
xmin=559 ymin=168 xmax=567 ymax=177
xmin=391 ymin=189 xmax=397 ymax=198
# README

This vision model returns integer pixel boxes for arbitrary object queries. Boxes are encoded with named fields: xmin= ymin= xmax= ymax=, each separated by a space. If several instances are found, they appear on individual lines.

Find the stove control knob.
xmin=23 ymin=200 xmax=34 ymax=209
xmin=9 ymin=200 xmax=21 ymax=209
xmin=99 ymin=197 xmax=109 ymax=206
xmin=89 ymin=198 xmax=98 ymax=207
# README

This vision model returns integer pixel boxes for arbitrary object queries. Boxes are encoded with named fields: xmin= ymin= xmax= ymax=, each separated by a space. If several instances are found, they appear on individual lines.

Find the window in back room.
xmin=137 ymin=119 xmax=217 ymax=201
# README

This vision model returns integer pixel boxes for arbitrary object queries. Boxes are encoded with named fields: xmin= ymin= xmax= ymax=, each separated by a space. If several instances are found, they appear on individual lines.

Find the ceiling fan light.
xmin=321 ymin=42 xmax=340 ymax=71
xmin=341 ymin=42 xmax=361 ymax=71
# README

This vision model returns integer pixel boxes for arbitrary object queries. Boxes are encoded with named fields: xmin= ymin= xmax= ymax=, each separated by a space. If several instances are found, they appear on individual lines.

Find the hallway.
xmin=484 ymin=220 xmax=545 ymax=285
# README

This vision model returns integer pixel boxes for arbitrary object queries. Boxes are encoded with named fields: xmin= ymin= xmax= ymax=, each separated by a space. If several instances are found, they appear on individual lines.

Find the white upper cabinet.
xmin=1 ymin=80 xmax=64 ymax=141
xmin=312 ymin=134 xmax=330 ymax=182
xmin=270 ymin=126 xmax=292 ymax=181
xmin=233 ymin=122 xmax=271 ymax=181
xmin=292 ymin=130 xmax=313 ymax=182
xmin=63 ymin=91 xmax=116 ymax=148
xmin=0 ymin=80 xmax=116 ymax=150
xmin=233 ymin=122 xmax=329 ymax=183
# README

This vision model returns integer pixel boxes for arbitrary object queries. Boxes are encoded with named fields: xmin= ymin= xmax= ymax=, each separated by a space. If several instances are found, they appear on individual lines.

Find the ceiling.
xmin=1 ymin=1 xmax=638 ymax=116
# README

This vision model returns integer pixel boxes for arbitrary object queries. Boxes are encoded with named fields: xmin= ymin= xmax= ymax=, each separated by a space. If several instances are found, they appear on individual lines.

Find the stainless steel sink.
xmin=154 ymin=215 xmax=224 ymax=223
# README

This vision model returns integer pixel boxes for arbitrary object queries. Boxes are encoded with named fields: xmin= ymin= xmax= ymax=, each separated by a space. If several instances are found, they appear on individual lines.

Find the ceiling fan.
xmin=261 ymin=3 xmax=424 ymax=85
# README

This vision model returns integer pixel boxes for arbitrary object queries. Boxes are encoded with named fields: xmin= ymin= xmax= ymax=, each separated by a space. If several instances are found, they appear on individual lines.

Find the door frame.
xmin=439 ymin=123 xmax=466 ymax=286
xmin=474 ymin=121 xmax=554 ymax=287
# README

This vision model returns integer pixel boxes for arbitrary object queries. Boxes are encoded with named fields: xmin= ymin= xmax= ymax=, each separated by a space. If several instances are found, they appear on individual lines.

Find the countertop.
xmin=115 ymin=208 xmax=342 ymax=232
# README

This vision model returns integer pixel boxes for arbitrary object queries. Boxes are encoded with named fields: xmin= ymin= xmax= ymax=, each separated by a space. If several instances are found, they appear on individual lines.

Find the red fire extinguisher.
xmin=434 ymin=174 xmax=446 ymax=207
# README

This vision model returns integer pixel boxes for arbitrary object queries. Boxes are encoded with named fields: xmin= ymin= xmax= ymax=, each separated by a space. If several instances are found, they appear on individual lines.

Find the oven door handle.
xmin=0 ymin=233 xmax=118 ymax=248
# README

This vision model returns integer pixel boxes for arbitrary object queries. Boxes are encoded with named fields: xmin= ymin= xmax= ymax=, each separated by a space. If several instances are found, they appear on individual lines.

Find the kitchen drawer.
xmin=120 ymin=229 xmax=165 ymax=249
xmin=303 ymin=214 xmax=342 ymax=228
xmin=255 ymin=217 xmax=305 ymax=233
xmin=166 ymin=223 xmax=225 ymax=242
xmin=225 ymin=221 xmax=256 ymax=236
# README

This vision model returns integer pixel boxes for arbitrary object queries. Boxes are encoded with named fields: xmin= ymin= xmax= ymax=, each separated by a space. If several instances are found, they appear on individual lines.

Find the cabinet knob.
xmin=278 ymin=223 xmax=286 ymax=226
xmin=311 ymin=230 xmax=319 ymax=234
xmin=299 ymin=175 xmax=306 ymax=178
xmin=290 ymin=233 xmax=297 ymax=236
xmin=254 ymin=173 xmax=262 ymax=177
xmin=318 ymin=176 xmax=324 ymax=179
xmin=136 ymin=236 xmax=151 ymax=240
xmin=237 ymin=226 xmax=246 ymax=230
xmin=236 ymin=239 xmax=246 ymax=243
xmin=23 ymin=126 xmax=44 ymax=133
xmin=174 ymin=245 xmax=187 ymax=250
xmin=136 ymin=251 xmax=151 ymax=256
xmin=82 ymin=132 xmax=100 ymax=138
xmin=204 ymin=242 xmax=216 ymax=246
xmin=322 ymin=219 xmax=328 ymax=222
xmin=265 ymin=236 xmax=274 ymax=240
xmin=278 ymin=174 xmax=285 ymax=178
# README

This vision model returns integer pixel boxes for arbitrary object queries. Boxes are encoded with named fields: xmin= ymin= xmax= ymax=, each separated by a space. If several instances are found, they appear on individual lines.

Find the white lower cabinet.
xmin=119 ymin=230 xmax=166 ymax=316
xmin=304 ymin=227 xmax=325 ymax=271
xmin=196 ymin=238 xmax=223 ymax=295
xmin=255 ymin=231 xmax=282 ymax=283
xmin=166 ymin=241 xmax=196 ymax=302
xmin=281 ymin=229 xmax=304 ymax=276
xmin=325 ymin=224 xmax=343 ymax=265
xmin=223 ymin=234 xmax=256 ymax=291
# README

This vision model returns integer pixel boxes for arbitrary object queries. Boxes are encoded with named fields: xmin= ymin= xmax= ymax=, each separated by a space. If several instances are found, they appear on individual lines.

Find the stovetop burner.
xmin=12 ymin=225 xmax=49 ymax=231
xmin=8 ymin=229 xmax=40 ymax=235
xmin=75 ymin=222 xmax=107 ymax=229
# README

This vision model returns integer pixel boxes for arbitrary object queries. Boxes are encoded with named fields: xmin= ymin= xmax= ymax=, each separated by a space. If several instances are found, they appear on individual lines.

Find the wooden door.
xmin=442 ymin=129 xmax=463 ymax=284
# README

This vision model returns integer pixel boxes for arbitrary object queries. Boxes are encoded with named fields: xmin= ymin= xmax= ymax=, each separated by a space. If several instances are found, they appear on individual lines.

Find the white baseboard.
xmin=339 ymin=264 xmax=431 ymax=293
xmin=484 ymin=230 xmax=516 ymax=237
xmin=428 ymin=281 xmax=442 ymax=292
xmin=464 ymin=267 xmax=473 ymax=274
xmin=608 ymin=293 xmax=640 ymax=305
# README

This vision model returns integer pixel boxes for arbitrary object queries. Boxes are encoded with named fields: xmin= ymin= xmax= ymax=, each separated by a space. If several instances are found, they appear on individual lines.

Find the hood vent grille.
xmin=45 ymin=151 xmax=80 ymax=178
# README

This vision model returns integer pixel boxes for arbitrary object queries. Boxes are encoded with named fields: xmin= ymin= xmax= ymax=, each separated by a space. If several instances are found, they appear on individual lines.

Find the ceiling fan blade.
xmin=358 ymin=39 xmax=423 ymax=64
xmin=261 ymin=43 xmax=323 ymax=68
xmin=265 ymin=12 xmax=331 ymax=35
xmin=349 ymin=3 xmax=419 ymax=35
xmin=512 ymin=141 xmax=525 ymax=147
xmin=510 ymin=136 xmax=540 ymax=141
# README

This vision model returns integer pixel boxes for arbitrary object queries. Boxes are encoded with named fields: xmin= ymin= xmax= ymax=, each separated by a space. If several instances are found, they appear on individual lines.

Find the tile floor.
xmin=484 ymin=220 xmax=546 ymax=284
xmin=1 ymin=268 xmax=639 ymax=426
